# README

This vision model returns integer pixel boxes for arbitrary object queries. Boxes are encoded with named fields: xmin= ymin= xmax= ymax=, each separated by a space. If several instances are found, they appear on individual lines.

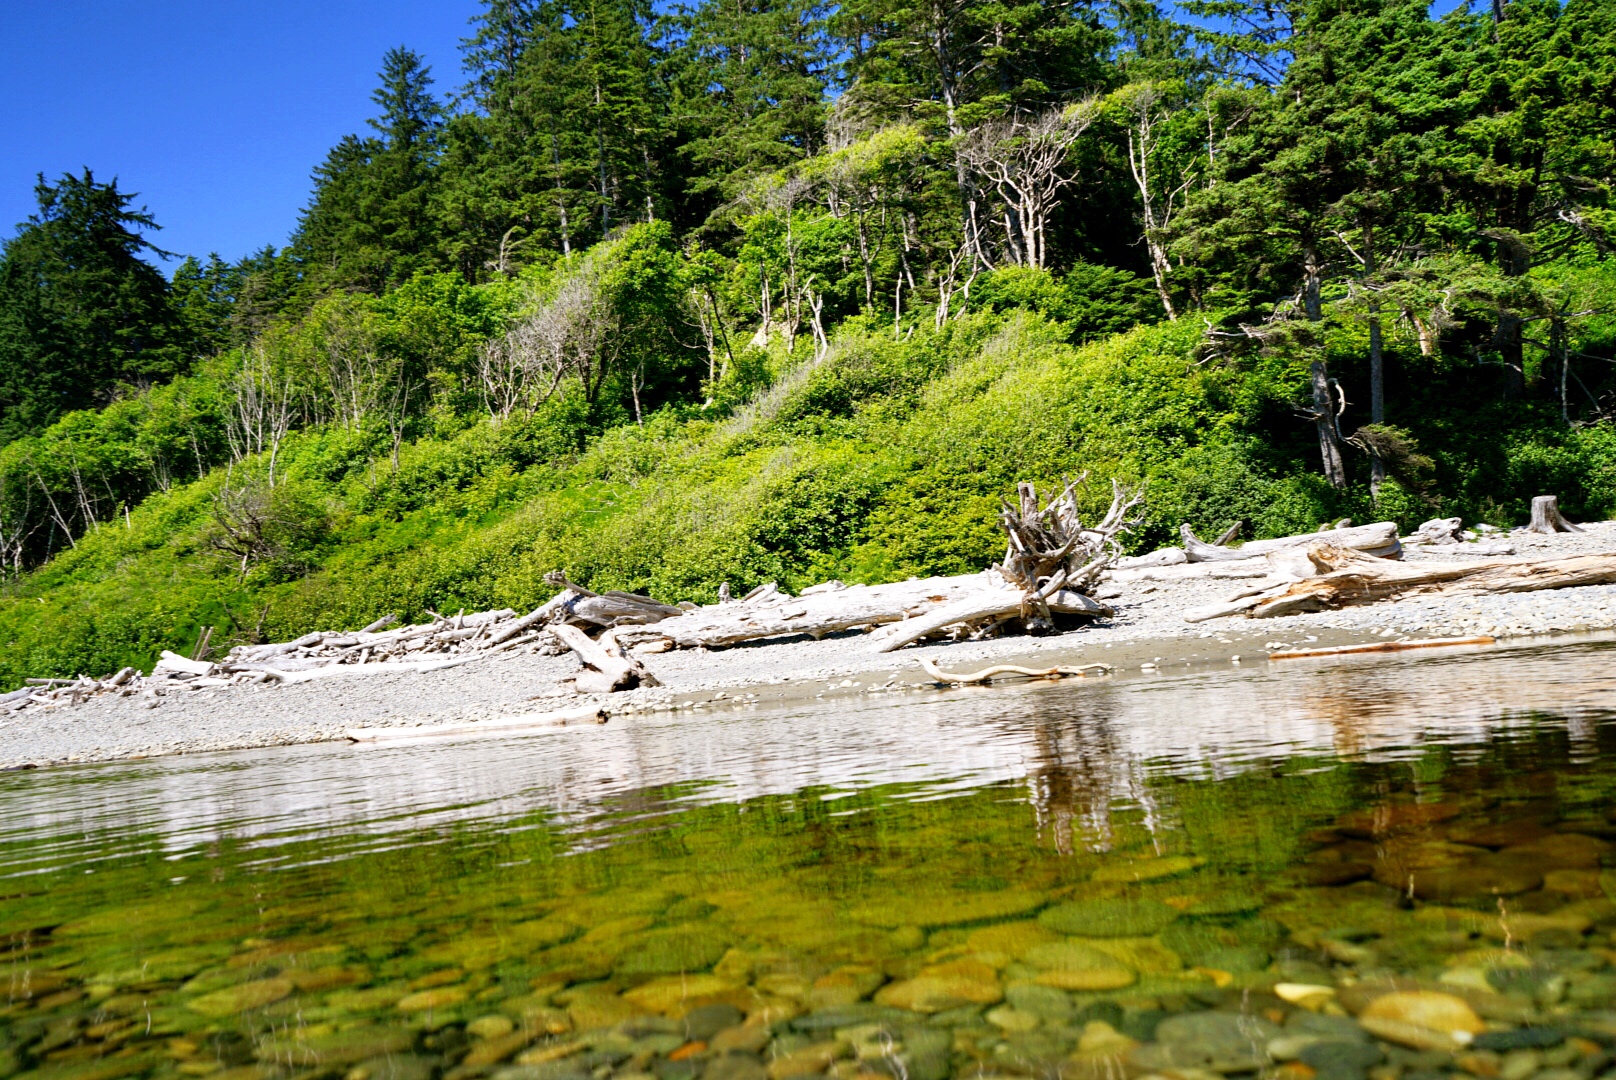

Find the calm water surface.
xmin=3 ymin=640 xmax=1616 ymax=1080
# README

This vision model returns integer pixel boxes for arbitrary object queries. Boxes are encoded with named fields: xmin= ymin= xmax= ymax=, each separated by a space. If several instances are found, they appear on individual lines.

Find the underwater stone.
xmin=1472 ymin=1029 xmax=1567 ymax=1053
xmin=1092 ymin=856 xmax=1204 ymax=883
xmin=1358 ymin=991 xmax=1486 ymax=1051
xmin=1128 ymin=1010 xmax=1283 ymax=1073
xmin=701 ymin=1054 xmax=766 ymax=1080
xmin=682 ymin=1004 xmax=745 ymax=1040
xmin=614 ymin=928 xmax=729 ymax=978
xmin=1037 ymin=899 xmax=1179 ymax=937
xmin=1005 ymin=983 xmax=1074 ymax=1020
xmin=1020 ymin=942 xmax=1135 ymax=991
xmin=1298 ymin=1039 xmax=1386 ymax=1080
xmin=187 ymin=977 xmax=293 ymax=1017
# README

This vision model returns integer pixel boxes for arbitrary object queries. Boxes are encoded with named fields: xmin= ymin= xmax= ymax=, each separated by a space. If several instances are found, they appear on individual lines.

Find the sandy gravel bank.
xmin=7 ymin=524 xmax=1616 ymax=769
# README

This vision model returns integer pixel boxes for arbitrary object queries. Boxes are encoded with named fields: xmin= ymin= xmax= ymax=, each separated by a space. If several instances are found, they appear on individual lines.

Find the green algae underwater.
xmin=4 ymin=643 xmax=1616 ymax=1080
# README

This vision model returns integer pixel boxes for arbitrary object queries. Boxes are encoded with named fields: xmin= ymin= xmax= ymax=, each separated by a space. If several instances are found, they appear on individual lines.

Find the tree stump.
xmin=1528 ymin=495 xmax=1583 ymax=535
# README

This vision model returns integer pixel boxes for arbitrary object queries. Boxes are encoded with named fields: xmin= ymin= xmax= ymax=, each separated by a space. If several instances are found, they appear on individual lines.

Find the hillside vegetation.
xmin=0 ymin=0 xmax=1613 ymax=683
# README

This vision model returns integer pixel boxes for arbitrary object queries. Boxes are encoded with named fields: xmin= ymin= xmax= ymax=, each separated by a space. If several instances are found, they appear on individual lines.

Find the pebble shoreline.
xmin=7 ymin=526 xmax=1616 ymax=771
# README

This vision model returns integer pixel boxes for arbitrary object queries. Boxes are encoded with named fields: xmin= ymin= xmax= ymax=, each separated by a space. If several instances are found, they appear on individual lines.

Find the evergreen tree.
xmin=0 ymin=171 xmax=188 ymax=442
xmin=661 ymin=0 xmax=835 ymax=213
xmin=292 ymin=48 xmax=447 ymax=294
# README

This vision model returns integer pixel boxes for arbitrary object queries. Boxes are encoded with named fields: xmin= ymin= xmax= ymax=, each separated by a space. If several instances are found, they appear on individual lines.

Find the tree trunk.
xmin=1528 ymin=494 xmax=1583 ymax=534
xmin=1312 ymin=361 xmax=1348 ymax=489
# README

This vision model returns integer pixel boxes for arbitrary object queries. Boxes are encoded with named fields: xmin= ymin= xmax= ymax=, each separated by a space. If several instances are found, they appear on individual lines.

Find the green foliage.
xmin=970 ymin=264 xmax=1164 ymax=341
xmin=0 ymin=171 xmax=191 ymax=441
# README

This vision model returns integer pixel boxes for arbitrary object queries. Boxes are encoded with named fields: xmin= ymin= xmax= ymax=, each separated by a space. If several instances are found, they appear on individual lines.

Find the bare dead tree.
xmin=225 ymin=343 xmax=297 ymax=486
xmin=957 ymin=101 xmax=1100 ymax=269
xmin=477 ymin=250 xmax=621 ymax=418
xmin=1119 ymin=84 xmax=1194 ymax=320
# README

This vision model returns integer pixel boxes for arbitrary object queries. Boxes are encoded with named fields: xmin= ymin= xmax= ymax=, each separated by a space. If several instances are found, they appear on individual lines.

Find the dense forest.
xmin=0 ymin=0 xmax=1612 ymax=682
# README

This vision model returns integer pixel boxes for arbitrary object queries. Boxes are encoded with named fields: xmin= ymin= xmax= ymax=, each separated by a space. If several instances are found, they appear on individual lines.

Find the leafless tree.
xmin=477 ymin=251 xmax=618 ymax=419
xmin=957 ymin=101 xmax=1100 ymax=269
xmin=225 ymin=343 xmax=297 ymax=486
xmin=1119 ymin=84 xmax=1194 ymax=320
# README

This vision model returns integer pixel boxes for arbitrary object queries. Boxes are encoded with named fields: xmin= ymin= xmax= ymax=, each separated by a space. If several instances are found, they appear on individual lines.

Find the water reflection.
xmin=4 ymin=639 xmax=1615 ymax=877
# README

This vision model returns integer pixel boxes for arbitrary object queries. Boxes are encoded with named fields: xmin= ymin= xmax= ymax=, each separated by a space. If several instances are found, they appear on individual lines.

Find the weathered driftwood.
xmin=550 ymin=624 xmax=659 ymax=693
xmin=1528 ymin=494 xmax=1583 ymax=534
xmin=1268 ymin=635 xmax=1495 ymax=660
xmin=614 ymin=575 xmax=995 ymax=650
xmin=1109 ymin=561 xmax=1272 ymax=583
xmin=347 ymin=704 xmax=609 ymax=744
xmin=1180 ymin=521 xmax=1402 ymax=562
xmin=1187 ymin=542 xmax=1616 ymax=621
xmin=1418 ymin=541 xmax=1516 ymax=557
xmin=1413 ymin=517 xmax=1463 ymax=544
xmin=1112 ymin=547 xmax=1188 ymax=570
xmin=997 ymin=477 xmax=1142 ymax=597
xmin=872 ymin=587 xmax=1109 ymax=653
xmin=919 ymin=657 xmax=1113 ymax=684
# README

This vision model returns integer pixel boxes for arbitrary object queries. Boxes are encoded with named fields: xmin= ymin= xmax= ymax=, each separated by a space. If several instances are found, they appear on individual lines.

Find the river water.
xmin=3 ymin=639 xmax=1615 ymax=1080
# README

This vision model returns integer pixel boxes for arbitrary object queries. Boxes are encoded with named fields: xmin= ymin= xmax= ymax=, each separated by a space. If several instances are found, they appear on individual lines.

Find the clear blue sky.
xmin=0 ymin=1 xmax=477 ymax=267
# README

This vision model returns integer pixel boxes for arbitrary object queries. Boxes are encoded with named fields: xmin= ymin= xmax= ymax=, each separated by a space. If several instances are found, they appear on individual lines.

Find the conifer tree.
xmin=0 ymin=171 xmax=188 ymax=441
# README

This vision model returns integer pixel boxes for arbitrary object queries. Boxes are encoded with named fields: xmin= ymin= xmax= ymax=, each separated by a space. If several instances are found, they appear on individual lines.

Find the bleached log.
xmin=263 ymin=657 xmax=479 ymax=684
xmin=360 ymin=613 xmax=399 ymax=634
xmin=153 ymin=651 xmax=214 ymax=677
xmin=1268 ymin=636 xmax=1495 ymax=659
xmin=1414 ymin=517 xmax=1463 ymax=544
xmin=872 ymin=587 xmax=1110 ymax=654
xmin=1528 ymin=494 xmax=1583 ymax=534
xmin=1417 ymin=541 xmax=1516 ymax=557
xmin=566 ymin=594 xmax=684 ymax=626
xmin=550 ymin=624 xmax=657 ymax=692
xmin=613 ymin=574 xmax=994 ymax=650
xmin=1180 ymin=521 xmax=1401 ymax=562
xmin=346 ymin=705 xmax=609 ymax=744
xmin=1191 ymin=542 xmax=1616 ymax=620
xmin=484 ymin=592 xmax=577 ymax=646
xmin=1113 ymin=548 xmax=1188 ymax=569
xmin=1109 ymin=561 xmax=1273 ymax=583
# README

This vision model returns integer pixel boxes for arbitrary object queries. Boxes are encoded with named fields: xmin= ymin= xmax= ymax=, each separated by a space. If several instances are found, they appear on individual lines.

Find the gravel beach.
xmin=8 ymin=524 xmax=1616 ymax=770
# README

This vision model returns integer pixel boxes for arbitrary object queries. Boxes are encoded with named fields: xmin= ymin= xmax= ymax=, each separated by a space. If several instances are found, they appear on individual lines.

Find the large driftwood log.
xmin=1528 ymin=494 xmax=1583 ymax=534
xmin=1180 ymin=521 xmax=1402 ymax=562
xmin=550 ymin=624 xmax=658 ymax=692
xmin=614 ymin=575 xmax=995 ymax=649
xmin=871 ymin=588 xmax=1108 ymax=653
xmin=1187 ymin=542 xmax=1616 ymax=621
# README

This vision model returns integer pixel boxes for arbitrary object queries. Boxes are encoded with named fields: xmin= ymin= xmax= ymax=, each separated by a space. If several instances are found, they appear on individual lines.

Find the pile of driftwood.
xmin=3 ymin=479 xmax=1142 ymax=708
xmin=9 ymin=486 xmax=1614 ymax=708
xmin=1186 ymin=540 xmax=1616 ymax=622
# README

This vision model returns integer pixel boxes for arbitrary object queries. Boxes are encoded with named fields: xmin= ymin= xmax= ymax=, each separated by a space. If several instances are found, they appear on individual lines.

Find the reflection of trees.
xmin=1020 ymin=686 xmax=1169 ymax=856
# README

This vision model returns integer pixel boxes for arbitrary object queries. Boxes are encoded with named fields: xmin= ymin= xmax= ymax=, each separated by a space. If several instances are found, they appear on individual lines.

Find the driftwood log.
xmin=1186 ymin=542 xmax=1616 ymax=621
xmin=550 ymin=624 xmax=659 ymax=693
xmin=871 ymin=587 xmax=1108 ymax=653
xmin=1178 ymin=521 xmax=1402 ymax=562
xmin=612 ymin=575 xmax=996 ymax=650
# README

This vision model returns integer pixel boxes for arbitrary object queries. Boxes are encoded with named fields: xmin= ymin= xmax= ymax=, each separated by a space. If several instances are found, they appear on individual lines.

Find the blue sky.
xmin=0 ymin=1 xmax=476 ymax=267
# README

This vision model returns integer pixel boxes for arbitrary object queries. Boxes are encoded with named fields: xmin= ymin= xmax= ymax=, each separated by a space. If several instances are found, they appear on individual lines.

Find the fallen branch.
xmin=1268 ymin=636 xmax=1496 ymax=660
xmin=918 ymin=657 xmax=1113 ymax=684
